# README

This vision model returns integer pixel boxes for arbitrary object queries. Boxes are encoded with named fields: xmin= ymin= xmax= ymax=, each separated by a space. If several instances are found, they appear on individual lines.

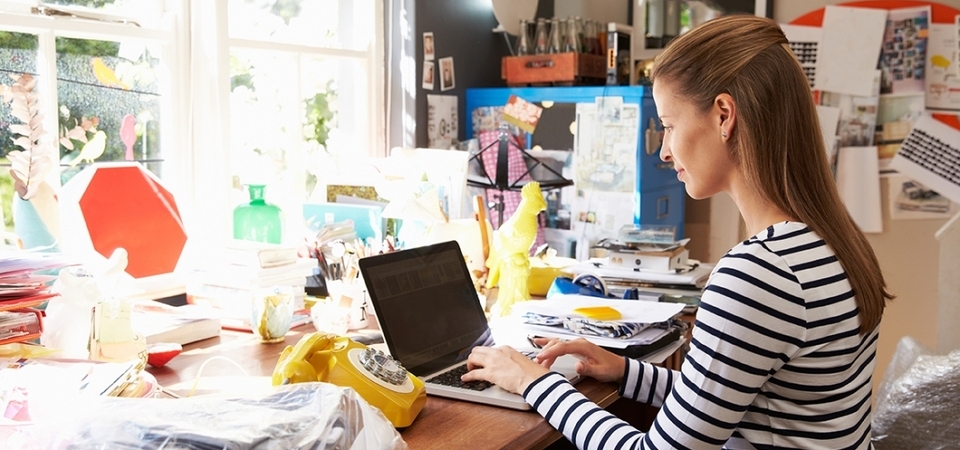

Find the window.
xmin=0 ymin=0 xmax=177 ymax=248
xmin=227 ymin=0 xmax=384 ymax=239
xmin=0 ymin=0 xmax=385 ymax=251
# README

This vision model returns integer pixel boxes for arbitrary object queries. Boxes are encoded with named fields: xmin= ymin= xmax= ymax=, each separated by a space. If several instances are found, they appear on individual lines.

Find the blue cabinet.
xmin=465 ymin=86 xmax=685 ymax=237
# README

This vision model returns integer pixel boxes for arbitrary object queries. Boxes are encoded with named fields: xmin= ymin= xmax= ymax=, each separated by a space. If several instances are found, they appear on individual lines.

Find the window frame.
xmin=0 ymin=0 xmax=386 ymax=249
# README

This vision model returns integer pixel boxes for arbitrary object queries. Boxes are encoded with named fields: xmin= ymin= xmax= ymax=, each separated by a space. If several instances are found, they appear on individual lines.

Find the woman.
xmin=462 ymin=15 xmax=892 ymax=449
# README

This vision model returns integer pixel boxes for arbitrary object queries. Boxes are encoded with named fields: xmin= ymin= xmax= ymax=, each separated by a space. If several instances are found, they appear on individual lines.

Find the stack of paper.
xmin=0 ymin=249 xmax=79 ymax=346
xmin=510 ymin=295 xmax=684 ymax=350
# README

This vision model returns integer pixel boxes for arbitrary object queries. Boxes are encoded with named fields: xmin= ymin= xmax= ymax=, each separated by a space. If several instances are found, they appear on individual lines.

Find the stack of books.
xmin=185 ymin=240 xmax=317 ymax=332
xmin=565 ymin=226 xmax=709 ymax=314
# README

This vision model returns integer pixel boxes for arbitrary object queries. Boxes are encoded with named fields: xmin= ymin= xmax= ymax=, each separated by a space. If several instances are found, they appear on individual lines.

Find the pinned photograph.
xmin=423 ymin=32 xmax=435 ymax=61
xmin=439 ymin=56 xmax=455 ymax=91
xmin=422 ymin=60 xmax=435 ymax=90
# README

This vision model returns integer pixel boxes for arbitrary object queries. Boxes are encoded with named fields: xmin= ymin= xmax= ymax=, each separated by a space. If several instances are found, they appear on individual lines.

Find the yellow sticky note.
xmin=573 ymin=306 xmax=621 ymax=321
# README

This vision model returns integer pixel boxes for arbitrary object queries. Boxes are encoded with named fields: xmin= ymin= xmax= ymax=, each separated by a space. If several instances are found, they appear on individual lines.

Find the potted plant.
xmin=1 ymin=73 xmax=60 ymax=249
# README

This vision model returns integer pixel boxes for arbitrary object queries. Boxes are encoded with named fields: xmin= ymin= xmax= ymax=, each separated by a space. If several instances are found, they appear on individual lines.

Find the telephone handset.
xmin=272 ymin=332 xmax=427 ymax=428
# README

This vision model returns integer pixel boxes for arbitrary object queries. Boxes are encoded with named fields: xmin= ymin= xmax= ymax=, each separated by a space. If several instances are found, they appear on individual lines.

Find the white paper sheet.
xmin=925 ymin=24 xmax=960 ymax=111
xmin=836 ymin=146 xmax=884 ymax=233
xmin=781 ymin=23 xmax=822 ymax=87
xmin=512 ymin=294 xmax=685 ymax=324
xmin=889 ymin=114 xmax=960 ymax=204
xmin=815 ymin=6 xmax=888 ymax=97
xmin=426 ymin=94 xmax=458 ymax=149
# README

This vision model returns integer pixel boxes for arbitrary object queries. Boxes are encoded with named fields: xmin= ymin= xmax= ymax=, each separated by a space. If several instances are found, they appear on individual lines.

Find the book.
xmin=187 ymin=258 xmax=317 ymax=290
xmin=131 ymin=302 xmax=221 ymax=346
xmin=221 ymin=239 xmax=300 ymax=268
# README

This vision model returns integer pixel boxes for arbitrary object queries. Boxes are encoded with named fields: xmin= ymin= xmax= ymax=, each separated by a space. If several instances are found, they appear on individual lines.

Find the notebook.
xmin=359 ymin=240 xmax=582 ymax=411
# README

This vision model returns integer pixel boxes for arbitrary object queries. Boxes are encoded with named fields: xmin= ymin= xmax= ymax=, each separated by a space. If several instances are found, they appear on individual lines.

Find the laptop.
xmin=359 ymin=240 xmax=582 ymax=410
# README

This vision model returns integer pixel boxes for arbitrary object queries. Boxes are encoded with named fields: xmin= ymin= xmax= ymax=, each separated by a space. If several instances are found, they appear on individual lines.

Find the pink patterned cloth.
xmin=477 ymin=130 xmax=546 ymax=253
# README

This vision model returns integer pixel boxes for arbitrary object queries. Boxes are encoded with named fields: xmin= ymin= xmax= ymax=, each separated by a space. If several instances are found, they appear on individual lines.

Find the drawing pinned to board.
xmin=423 ymin=60 xmax=435 ymax=90
xmin=439 ymin=57 xmax=455 ymax=91
xmin=888 ymin=174 xmax=959 ymax=220
xmin=819 ymin=88 xmax=880 ymax=147
xmin=573 ymin=102 xmax=638 ymax=193
xmin=427 ymin=94 xmax=458 ymax=149
xmin=926 ymin=23 xmax=960 ymax=111
xmin=423 ymin=32 xmax=435 ymax=61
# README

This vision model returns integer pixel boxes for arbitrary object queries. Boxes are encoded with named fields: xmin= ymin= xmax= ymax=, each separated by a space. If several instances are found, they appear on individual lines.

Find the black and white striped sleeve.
xmin=524 ymin=245 xmax=807 ymax=449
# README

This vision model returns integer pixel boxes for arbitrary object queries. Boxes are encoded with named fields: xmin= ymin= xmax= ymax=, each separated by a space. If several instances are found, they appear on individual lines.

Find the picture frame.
xmin=439 ymin=56 xmax=455 ymax=91
xmin=423 ymin=32 xmax=435 ymax=61
xmin=422 ymin=60 xmax=435 ymax=90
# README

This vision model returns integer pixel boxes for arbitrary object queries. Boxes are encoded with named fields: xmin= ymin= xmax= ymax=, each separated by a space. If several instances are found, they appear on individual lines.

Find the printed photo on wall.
xmin=423 ymin=60 xmax=435 ymax=90
xmin=439 ymin=56 xmax=455 ymax=91
xmin=423 ymin=32 xmax=435 ymax=61
xmin=887 ymin=174 xmax=959 ymax=220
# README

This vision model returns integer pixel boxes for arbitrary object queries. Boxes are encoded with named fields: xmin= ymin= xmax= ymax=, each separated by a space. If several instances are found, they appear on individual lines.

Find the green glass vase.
xmin=233 ymin=184 xmax=282 ymax=244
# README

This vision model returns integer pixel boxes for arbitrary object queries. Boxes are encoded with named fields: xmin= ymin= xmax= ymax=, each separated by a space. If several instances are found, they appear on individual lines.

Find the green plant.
xmin=0 ymin=73 xmax=53 ymax=200
xmin=304 ymin=82 xmax=336 ymax=150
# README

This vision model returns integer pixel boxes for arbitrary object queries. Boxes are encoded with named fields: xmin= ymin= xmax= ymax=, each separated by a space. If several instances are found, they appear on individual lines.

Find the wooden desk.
xmin=147 ymin=320 xmax=690 ymax=449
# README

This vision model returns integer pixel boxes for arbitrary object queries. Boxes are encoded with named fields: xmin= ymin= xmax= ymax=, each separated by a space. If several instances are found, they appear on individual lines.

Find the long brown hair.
xmin=650 ymin=15 xmax=893 ymax=334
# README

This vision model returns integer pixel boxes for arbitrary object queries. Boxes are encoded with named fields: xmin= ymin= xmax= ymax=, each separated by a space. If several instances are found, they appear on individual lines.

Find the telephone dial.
xmin=272 ymin=332 xmax=426 ymax=428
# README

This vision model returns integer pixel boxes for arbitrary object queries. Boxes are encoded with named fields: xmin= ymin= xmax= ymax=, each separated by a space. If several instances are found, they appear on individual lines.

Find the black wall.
xmin=414 ymin=0 xmax=553 ymax=148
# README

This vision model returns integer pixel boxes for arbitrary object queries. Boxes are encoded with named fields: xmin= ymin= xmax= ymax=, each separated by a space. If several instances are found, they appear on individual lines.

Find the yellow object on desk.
xmin=573 ymin=306 xmax=622 ymax=321
xmin=528 ymin=255 xmax=577 ymax=296
xmin=272 ymin=332 xmax=427 ymax=428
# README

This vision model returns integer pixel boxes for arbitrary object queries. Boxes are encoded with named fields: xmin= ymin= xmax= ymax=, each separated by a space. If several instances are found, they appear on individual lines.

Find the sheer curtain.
xmin=172 ymin=0 xmax=232 ymax=245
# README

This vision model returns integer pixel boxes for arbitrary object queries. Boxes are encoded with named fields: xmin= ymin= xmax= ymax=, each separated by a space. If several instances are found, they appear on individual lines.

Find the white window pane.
xmin=230 ymin=48 xmax=370 ymax=229
xmin=228 ymin=0 xmax=376 ymax=51
xmin=39 ymin=0 xmax=167 ymax=30
xmin=56 ymin=36 xmax=164 ymax=184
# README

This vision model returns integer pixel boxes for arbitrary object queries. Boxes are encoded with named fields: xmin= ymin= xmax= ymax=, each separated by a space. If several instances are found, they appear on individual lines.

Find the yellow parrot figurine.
xmin=68 ymin=130 xmax=107 ymax=167
xmin=486 ymin=181 xmax=546 ymax=317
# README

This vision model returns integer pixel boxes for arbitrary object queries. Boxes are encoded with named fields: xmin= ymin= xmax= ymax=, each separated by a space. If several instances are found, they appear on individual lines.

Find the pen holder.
xmin=251 ymin=287 xmax=295 ymax=343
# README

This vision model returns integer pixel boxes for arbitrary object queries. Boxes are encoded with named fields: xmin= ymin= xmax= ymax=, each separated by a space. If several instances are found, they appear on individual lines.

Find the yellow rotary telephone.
xmin=272 ymin=332 xmax=426 ymax=428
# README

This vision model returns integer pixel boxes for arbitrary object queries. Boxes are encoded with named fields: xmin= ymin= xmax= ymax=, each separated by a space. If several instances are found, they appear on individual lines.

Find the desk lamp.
xmin=466 ymin=126 xmax=573 ymax=227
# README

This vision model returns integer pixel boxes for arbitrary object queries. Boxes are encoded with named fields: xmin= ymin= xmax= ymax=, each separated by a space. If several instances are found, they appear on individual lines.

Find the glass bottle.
xmin=517 ymin=19 xmax=532 ymax=56
xmin=233 ymin=184 xmax=282 ymax=244
xmin=563 ymin=17 xmax=581 ymax=53
xmin=548 ymin=18 xmax=563 ymax=54
xmin=533 ymin=18 xmax=549 ymax=54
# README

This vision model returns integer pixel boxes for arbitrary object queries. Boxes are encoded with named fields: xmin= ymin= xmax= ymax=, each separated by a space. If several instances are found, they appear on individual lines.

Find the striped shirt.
xmin=524 ymin=221 xmax=877 ymax=449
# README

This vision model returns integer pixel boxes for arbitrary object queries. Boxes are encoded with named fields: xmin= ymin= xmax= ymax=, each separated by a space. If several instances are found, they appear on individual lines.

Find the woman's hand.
xmin=462 ymin=346 xmax=550 ymax=394
xmin=534 ymin=338 xmax=625 ymax=383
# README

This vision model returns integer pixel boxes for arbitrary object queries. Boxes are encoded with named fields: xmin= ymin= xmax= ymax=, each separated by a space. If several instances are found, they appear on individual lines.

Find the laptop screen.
xmin=359 ymin=240 xmax=494 ymax=376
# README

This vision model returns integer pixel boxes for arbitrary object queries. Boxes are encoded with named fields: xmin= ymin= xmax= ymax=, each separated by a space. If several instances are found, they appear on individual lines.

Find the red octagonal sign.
xmin=76 ymin=165 xmax=186 ymax=278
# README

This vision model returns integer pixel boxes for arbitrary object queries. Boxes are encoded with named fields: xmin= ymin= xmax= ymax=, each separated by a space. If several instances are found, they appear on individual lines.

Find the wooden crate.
xmin=501 ymin=53 xmax=606 ymax=87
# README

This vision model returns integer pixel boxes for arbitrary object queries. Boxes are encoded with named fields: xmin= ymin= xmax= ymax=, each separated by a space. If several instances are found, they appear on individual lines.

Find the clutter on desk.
xmin=512 ymin=295 xmax=683 ymax=344
xmin=185 ymin=239 xmax=318 ymax=334
xmin=0 ymin=248 xmax=79 ymax=348
xmin=17 ymin=382 xmax=405 ymax=449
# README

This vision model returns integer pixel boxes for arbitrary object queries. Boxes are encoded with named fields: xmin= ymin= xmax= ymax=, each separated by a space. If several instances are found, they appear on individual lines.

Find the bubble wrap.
xmin=872 ymin=336 xmax=960 ymax=449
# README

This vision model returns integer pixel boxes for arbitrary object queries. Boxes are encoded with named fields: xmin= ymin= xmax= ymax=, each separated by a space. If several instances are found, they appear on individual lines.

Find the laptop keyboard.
xmin=427 ymin=364 xmax=493 ymax=391
xmin=425 ymin=351 xmax=538 ymax=391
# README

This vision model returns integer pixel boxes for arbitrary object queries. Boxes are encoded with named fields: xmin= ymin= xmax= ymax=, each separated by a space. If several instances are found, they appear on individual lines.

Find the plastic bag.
xmin=872 ymin=336 xmax=960 ymax=449
xmin=24 ymin=382 xmax=407 ymax=449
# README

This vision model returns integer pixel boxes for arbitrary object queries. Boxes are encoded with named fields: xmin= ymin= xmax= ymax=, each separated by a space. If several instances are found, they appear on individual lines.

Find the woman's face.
xmin=652 ymin=82 xmax=736 ymax=200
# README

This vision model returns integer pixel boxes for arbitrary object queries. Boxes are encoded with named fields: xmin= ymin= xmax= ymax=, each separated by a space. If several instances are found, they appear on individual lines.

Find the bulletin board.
xmin=790 ymin=0 xmax=960 ymax=130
